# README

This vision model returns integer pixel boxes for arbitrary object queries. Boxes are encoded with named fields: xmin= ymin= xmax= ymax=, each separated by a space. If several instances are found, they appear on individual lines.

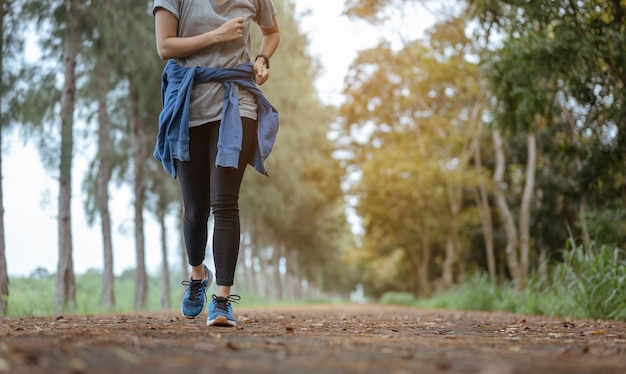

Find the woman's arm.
xmin=253 ymin=17 xmax=280 ymax=85
xmin=154 ymin=8 xmax=244 ymax=60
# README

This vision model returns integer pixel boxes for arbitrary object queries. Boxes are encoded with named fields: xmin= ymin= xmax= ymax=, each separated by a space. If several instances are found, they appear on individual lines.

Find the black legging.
xmin=175 ymin=118 xmax=257 ymax=286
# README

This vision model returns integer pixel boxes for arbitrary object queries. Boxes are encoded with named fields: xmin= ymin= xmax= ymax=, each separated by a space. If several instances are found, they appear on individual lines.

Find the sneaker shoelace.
xmin=181 ymin=279 xmax=205 ymax=301
xmin=212 ymin=294 xmax=241 ymax=312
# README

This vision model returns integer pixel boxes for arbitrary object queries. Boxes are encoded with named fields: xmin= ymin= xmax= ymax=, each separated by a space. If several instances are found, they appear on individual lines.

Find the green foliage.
xmin=379 ymin=292 xmax=416 ymax=306
xmin=552 ymin=239 xmax=626 ymax=320
xmin=343 ymin=0 xmax=626 ymax=300
xmin=6 ymin=274 xmax=56 ymax=316
xmin=6 ymin=271 xmax=183 ymax=316
xmin=4 ymin=270 xmax=348 ymax=317
xmin=407 ymin=239 xmax=626 ymax=321
xmin=339 ymin=14 xmax=488 ymax=297
xmin=585 ymin=208 xmax=626 ymax=248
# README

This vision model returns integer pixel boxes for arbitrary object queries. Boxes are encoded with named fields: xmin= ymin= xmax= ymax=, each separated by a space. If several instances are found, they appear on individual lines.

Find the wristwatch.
xmin=255 ymin=54 xmax=270 ymax=69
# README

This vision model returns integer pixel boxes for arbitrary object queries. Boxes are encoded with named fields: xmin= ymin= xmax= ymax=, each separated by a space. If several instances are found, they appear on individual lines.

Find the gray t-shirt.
xmin=153 ymin=0 xmax=277 ymax=126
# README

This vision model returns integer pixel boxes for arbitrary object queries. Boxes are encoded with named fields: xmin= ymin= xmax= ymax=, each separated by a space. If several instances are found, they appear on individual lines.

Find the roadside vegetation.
xmin=382 ymin=239 xmax=626 ymax=321
xmin=5 ymin=268 xmax=349 ymax=317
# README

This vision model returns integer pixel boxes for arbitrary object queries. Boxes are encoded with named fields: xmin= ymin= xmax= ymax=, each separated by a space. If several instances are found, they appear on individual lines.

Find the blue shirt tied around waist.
xmin=154 ymin=60 xmax=279 ymax=178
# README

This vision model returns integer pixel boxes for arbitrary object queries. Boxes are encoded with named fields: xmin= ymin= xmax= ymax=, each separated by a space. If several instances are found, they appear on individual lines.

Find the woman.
xmin=152 ymin=0 xmax=280 ymax=327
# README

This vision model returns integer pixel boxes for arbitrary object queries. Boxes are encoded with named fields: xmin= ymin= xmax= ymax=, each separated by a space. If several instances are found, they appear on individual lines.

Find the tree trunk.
xmin=255 ymin=220 xmax=272 ymax=299
xmin=287 ymin=248 xmax=301 ymax=299
xmin=418 ymin=229 xmax=432 ymax=297
xmin=442 ymin=183 xmax=462 ymax=289
xmin=96 ymin=60 xmax=115 ymax=310
xmin=249 ymin=218 xmax=262 ymax=296
xmin=472 ymin=122 xmax=496 ymax=283
xmin=273 ymin=239 xmax=283 ymax=300
xmin=518 ymin=131 xmax=536 ymax=285
xmin=129 ymin=84 xmax=148 ymax=310
xmin=538 ymin=245 xmax=548 ymax=284
xmin=492 ymin=129 xmax=520 ymax=282
xmin=0 ymin=0 xmax=10 ymax=316
xmin=55 ymin=0 xmax=80 ymax=313
xmin=442 ymin=238 xmax=454 ymax=289
xmin=242 ymin=246 xmax=255 ymax=295
xmin=407 ymin=226 xmax=432 ymax=297
xmin=159 ymin=209 xmax=171 ymax=310
xmin=241 ymin=225 xmax=258 ymax=296
xmin=0 ymin=124 xmax=7 ymax=316
xmin=259 ymin=247 xmax=276 ymax=300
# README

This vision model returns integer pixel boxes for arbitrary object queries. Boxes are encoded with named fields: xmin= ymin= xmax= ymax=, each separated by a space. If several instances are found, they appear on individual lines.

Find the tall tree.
xmin=80 ymin=0 xmax=118 ymax=310
xmin=12 ymin=0 xmax=83 ymax=310
xmin=54 ymin=0 xmax=84 ymax=312
xmin=0 ymin=0 xmax=11 ymax=315
xmin=120 ymin=1 xmax=164 ymax=310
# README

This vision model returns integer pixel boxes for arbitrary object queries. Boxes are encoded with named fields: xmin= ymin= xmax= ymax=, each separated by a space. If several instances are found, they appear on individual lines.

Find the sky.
xmin=3 ymin=1 xmax=435 ymax=277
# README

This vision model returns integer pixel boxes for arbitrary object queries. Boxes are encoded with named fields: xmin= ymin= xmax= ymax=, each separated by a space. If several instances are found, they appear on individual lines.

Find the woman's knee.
xmin=211 ymin=192 xmax=240 ymax=221
xmin=183 ymin=206 xmax=210 ymax=227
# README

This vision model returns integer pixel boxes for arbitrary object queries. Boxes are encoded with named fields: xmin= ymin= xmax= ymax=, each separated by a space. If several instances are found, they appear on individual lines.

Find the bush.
xmin=379 ymin=292 xmax=417 ymax=306
xmin=5 ymin=272 xmax=186 ymax=316
xmin=415 ymin=239 xmax=626 ymax=321
xmin=550 ymin=239 xmax=626 ymax=320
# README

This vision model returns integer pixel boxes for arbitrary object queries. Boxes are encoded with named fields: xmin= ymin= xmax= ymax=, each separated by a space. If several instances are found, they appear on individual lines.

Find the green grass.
xmin=381 ymin=240 xmax=626 ymax=321
xmin=5 ymin=273 xmax=182 ymax=316
xmin=3 ymin=271 xmax=350 ymax=317
xmin=7 ymin=238 xmax=622 ymax=320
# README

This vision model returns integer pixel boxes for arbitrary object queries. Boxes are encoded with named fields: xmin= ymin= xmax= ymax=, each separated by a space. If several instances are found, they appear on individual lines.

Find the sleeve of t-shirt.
xmin=254 ymin=0 xmax=278 ymax=29
xmin=153 ymin=0 xmax=180 ymax=19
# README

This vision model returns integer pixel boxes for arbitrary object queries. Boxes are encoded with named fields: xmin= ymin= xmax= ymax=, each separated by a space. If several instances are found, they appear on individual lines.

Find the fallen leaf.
xmin=226 ymin=342 xmax=240 ymax=350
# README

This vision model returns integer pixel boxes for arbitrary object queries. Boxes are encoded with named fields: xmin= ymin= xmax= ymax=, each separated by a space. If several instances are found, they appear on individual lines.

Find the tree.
xmin=344 ymin=0 xmax=626 ymax=293
xmin=54 ymin=0 xmax=83 ymax=312
xmin=9 ymin=0 xmax=78 ymax=311
xmin=471 ymin=0 xmax=626 ymax=276
xmin=147 ymin=168 xmax=179 ymax=310
xmin=118 ymin=1 xmax=164 ymax=310
xmin=80 ymin=0 xmax=118 ymax=310
xmin=0 ymin=0 xmax=14 ymax=315
xmin=338 ymin=13 xmax=489 ymax=295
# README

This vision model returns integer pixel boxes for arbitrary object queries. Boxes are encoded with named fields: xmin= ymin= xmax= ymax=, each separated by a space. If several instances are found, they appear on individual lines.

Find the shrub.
xmin=416 ymin=239 xmax=625 ymax=321
xmin=550 ymin=239 xmax=626 ymax=320
xmin=379 ymin=292 xmax=417 ymax=306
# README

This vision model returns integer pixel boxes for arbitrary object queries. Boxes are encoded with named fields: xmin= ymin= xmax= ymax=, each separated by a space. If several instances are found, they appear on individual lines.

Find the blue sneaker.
xmin=181 ymin=265 xmax=213 ymax=319
xmin=207 ymin=294 xmax=241 ymax=327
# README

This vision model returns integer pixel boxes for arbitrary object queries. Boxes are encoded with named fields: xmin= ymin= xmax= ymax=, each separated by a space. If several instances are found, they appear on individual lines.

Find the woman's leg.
xmin=175 ymin=123 xmax=215 ymax=279
xmin=175 ymin=123 xmax=219 ymax=318
xmin=208 ymin=117 xmax=258 ymax=295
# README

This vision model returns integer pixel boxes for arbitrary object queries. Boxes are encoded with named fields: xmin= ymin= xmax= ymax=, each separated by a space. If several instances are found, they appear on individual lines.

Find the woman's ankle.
xmin=216 ymin=285 xmax=231 ymax=297
xmin=190 ymin=264 xmax=207 ymax=280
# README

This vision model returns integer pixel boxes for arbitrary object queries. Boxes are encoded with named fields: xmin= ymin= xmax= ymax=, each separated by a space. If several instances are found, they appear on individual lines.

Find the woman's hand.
xmin=215 ymin=17 xmax=244 ymax=43
xmin=254 ymin=60 xmax=269 ymax=85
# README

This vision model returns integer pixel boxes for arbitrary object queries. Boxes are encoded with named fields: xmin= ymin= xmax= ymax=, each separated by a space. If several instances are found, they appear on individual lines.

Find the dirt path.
xmin=1 ymin=304 xmax=625 ymax=373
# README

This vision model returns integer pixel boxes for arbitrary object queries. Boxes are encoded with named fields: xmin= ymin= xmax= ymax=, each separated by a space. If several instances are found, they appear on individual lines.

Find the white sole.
xmin=207 ymin=315 xmax=236 ymax=327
